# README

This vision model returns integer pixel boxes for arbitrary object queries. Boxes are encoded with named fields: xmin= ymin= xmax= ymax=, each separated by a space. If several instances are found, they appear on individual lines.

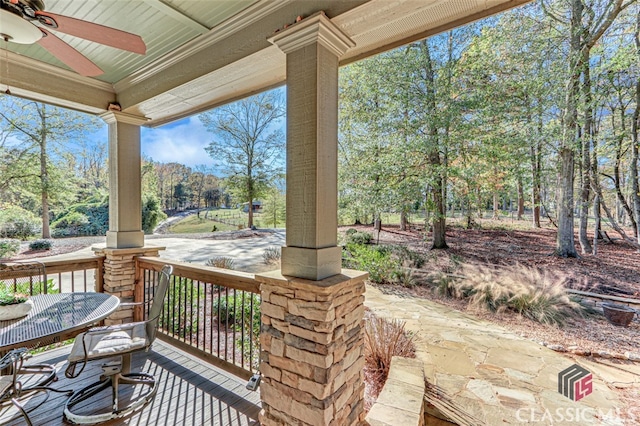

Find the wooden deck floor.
xmin=0 ymin=340 xmax=261 ymax=426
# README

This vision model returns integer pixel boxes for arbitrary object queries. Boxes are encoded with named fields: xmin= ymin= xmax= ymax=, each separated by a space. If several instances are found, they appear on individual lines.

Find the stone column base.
xmin=256 ymin=269 xmax=368 ymax=426
xmin=92 ymin=246 xmax=165 ymax=325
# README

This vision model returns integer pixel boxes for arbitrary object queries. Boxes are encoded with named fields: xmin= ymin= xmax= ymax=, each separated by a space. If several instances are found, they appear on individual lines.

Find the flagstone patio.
xmin=365 ymin=285 xmax=640 ymax=425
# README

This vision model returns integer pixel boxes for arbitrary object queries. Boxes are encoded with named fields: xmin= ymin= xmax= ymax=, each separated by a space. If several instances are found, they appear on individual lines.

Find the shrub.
xmin=52 ymin=194 xmax=109 ymax=237
xmin=51 ymin=211 xmax=90 ymax=237
xmin=162 ymin=277 xmax=203 ymax=335
xmin=442 ymin=263 xmax=584 ymax=326
xmin=391 ymin=268 xmax=416 ymax=287
xmin=29 ymin=239 xmax=52 ymax=251
xmin=364 ymin=311 xmax=415 ymax=404
xmin=0 ymin=239 xmax=20 ymax=259
xmin=142 ymin=194 xmax=166 ymax=234
xmin=212 ymin=292 xmax=261 ymax=369
xmin=0 ymin=278 xmax=57 ymax=296
xmin=206 ymin=256 xmax=235 ymax=270
xmin=0 ymin=206 xmax=40 ymax=239
xmin=343 ymin=243 xmax=401 ymax=284
xmin=212 ymin=293 xmax=261 ymax=326
xmin=388 ymin=245 xmax=426 ymax=268
xmin=345 ymin=230 xmax=372 ymax=245
xmin=263 ymin=246 xmax=281 ymax=265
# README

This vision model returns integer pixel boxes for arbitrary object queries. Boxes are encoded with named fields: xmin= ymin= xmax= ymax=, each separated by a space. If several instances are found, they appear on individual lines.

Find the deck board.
xmin=0 ymin=340 xmax=260 ymax=426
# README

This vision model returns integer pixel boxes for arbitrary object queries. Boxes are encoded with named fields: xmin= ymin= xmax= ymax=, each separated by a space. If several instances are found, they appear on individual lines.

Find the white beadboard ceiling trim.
xmin=114 ymin=0 xmax=293 ymax=92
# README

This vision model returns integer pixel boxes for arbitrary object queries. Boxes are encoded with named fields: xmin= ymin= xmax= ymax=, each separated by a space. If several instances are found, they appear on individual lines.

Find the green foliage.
xmin=386 ymin=245 xmax=426 ymax=268
xmin=212 ymin=292 xmax=261 ymax=370
xmin=29 ymin=239 xmax=52 ymax=251
xmin=212 ymin=293 xmax=261 ymax=326
xmin=162 ymin=277 xmax=203 ymax=335
xmin=206 ymin=256 xmax=234 ymax=270
xmin=0 ymin=278 xmax=57 ymax=297
xmin=52 ymin=211 xmax=90 ymax=236
xmin=343 ymin=243 xmax=401 ymax=284
xmin=0 ymin=287 xmax=28 ymax=306
xmin=345 ymin=230 xmax=373 ymax=245
xmin=142 ymin=194 xmax=166 ymax=234
xmin=51 ymin=194 xmax=108 ymax=237
xmin=259 ymin=180 xmax=286 ymax=228
xmin=0 ymin=206 xmax=40 ymax=239
xmin=0 ymin=239 xmax=20 ymax=259
xmin=200 ymin=90 xmax=285 ymax=228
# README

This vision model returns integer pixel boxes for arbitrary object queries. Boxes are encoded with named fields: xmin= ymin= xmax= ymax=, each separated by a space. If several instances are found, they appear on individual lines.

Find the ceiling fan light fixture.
xmin=0 ymin=9 xmax=42 ymax=44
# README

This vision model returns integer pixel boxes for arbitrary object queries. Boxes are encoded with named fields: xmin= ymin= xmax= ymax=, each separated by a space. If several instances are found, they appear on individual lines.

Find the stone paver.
xmin=365 ymin=285 xmax=640 ymax=425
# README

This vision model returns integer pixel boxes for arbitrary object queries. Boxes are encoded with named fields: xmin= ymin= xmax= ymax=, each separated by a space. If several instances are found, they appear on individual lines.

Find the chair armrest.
xmin=118 ymin=302 xmax=142 ymax=308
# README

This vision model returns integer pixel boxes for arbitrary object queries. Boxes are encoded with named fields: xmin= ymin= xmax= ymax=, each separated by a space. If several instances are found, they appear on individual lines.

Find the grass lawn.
xmin=168 ymin=215 xmax=239 ymax=233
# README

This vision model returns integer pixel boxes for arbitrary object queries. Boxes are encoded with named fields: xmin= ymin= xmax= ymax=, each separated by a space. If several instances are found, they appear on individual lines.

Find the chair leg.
xmin=17 ymin=363 xmax=57 ymax=391
xmin=64 ymin=373 xmax=157 ymax=425
xmin=10 ymin=397 xmax=33 ymax=426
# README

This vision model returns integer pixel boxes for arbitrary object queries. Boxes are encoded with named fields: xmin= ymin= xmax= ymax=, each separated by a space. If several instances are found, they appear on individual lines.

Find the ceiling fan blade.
xmin=37 ymin=28 xmax=103 ymax=76
xmin=35 ymin=11 xmax=146 ymax=55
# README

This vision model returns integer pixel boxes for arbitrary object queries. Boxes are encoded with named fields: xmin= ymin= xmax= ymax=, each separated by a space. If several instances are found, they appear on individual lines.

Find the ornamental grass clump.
xmin=363 ymin=311 xmax=415 ymax=406
xmin=262 ymin=246 xmax=281 ymax=265
xmin=445 ymin=263 xmax=583 ymax=326
xmin=206 ymin=256 xmax=235 ymax=270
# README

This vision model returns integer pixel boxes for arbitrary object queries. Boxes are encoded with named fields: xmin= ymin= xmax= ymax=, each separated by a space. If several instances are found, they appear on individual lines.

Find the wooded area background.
xmin=0 ymin=0 xmax=639 ymax=258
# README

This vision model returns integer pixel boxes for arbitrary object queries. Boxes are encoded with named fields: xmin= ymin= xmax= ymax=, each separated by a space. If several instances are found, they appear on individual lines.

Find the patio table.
xmin=0 ymin=293 xmax=120 ymax=352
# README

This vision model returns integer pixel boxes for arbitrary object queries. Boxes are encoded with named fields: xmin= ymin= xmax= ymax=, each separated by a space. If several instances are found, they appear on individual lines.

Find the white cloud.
xmin=141 ymin=116 xmax=213 ymax=167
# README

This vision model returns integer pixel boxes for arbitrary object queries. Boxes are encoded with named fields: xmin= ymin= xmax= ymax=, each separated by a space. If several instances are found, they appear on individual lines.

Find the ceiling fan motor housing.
xmin=0 ymin=0 xmax=43 ymax=43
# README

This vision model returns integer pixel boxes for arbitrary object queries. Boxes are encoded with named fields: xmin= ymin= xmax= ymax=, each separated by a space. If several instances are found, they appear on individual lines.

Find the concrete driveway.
xmin=30 ymin=230 xmax=286 ymax=292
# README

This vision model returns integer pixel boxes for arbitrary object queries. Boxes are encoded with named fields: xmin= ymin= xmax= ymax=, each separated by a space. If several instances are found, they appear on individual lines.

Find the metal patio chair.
xmin=63 ymin=265 xmax=173 ymax=424
xmin=0 ymin=347 xmax=69 ymax=425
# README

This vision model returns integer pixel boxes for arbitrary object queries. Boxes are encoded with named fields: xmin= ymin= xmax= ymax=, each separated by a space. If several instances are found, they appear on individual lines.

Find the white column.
xmin=100 ymin=111 xmax=148 ymax=249
xmin=269 ymin=12 xmax=355 ymax=281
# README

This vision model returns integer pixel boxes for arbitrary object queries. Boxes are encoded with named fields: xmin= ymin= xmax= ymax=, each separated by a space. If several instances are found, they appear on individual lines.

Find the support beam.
xmin=269 ymin=12 xmax=355 ymax=281
xmin=101 ymin=111 xmax=148 ymax=249
xmin=260 ymin=12 xmax=366 ymax=426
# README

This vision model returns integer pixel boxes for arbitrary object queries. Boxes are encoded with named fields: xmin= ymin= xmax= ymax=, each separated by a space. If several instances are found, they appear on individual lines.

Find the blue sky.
xmin=141 ymin=116 xmax=214 ymax=167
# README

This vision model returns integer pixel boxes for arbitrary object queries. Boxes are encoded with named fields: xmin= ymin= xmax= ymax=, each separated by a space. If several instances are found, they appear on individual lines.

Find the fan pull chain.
xmin=2 ymin=36 xmax=10 ymax=95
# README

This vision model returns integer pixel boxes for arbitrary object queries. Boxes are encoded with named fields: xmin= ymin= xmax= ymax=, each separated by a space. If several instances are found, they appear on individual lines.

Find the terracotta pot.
xmin=0 ymin=299 xmax=33 ymax=321
xmin=602 ymin=303 xmax=636 ymax=327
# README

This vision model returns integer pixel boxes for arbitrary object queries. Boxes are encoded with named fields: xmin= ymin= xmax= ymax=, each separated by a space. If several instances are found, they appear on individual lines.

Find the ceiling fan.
xmin=0 ymin=0 xmax=146 ymax=76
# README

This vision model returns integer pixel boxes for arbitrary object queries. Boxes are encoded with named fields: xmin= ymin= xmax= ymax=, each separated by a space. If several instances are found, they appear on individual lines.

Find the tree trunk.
xmin=492 ymin=192 xmax=500 ymax=220
xmin=612 ymin=106 xmax=637 ymax=234
xmin=578 ymin=51 xmax=593 ymax=254
xmin=556 ymin=148 xmax=577 ymax=257
xmin=592 ymin=193 xmax=600 ymax=255
xmin=633 ymin=9 xmax=640 ymax=248
xmin=555 ymin=0 xmax=581 ymax=258
xmin=400 ymin=211 xmax=407 ymax=231
xmin=531 ymin=142 xmax=541 ymax=228
xmin=421 ymin=40 xmax=447 ymax=249
xmin=40 ymin=113 xmax=50 ymax=239
xmin=517 ymin=178 xmax=525 ymax=220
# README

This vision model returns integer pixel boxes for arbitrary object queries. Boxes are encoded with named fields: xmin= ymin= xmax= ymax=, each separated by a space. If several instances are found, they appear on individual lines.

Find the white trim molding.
xmin=268 ymin=11 xmax=355 ymax=57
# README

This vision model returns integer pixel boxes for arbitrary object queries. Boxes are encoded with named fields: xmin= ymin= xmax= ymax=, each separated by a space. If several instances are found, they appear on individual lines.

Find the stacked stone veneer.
xmin=92 ymin=246 xmax=163 ymax=325
xmin=256 ymin=269 xmax=368 ymax=426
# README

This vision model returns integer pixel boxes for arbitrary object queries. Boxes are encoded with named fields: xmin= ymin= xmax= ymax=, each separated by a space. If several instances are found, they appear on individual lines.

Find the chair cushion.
xmin=68 ymin=323 xmax=148 ymax=363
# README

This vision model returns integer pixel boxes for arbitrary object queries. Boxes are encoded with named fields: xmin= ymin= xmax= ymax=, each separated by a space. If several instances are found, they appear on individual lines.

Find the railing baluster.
xmin=240 ymin=290 xmax=245 ymax=369
xmin=135 ymin=259 xmax=260 ymax=378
